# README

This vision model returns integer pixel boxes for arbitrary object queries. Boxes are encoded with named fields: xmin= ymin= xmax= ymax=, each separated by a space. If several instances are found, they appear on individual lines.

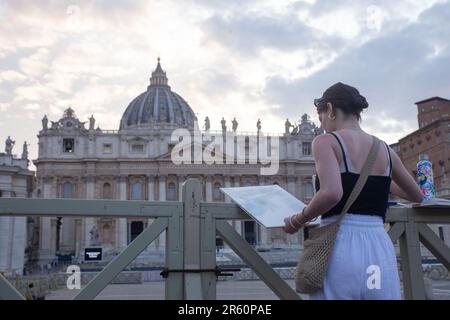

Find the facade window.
xmin=302 ymin=142 xmax=312 ymax=155
xmin=129 ymin=221 xmax=144 ymax=243
xmin=244 ymin=221 xmax=256 ymax=246
xmin=213 ymin=182 xmax=222 ymax=201
xmin=131 ymin=144 xmax=144 ymax=153
xmin=131 ymin=182 xmax=143 ymax=200
xmin=62 ymin=182 xmax=73 ymax=198
xmin=103 ymin=144 xmax=112 ymax=154
xmin=167 ymin=182 xmax=177 ymax=201
xmin=63 ymin=139 xmax=75 ymax=153
xmin=102 ymin=183 xmax=112 ymax=199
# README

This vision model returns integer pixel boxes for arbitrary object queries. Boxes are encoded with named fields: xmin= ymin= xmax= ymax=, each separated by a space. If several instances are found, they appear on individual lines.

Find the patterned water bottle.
xmin=417 ymin=154 xmax=435 ymax=202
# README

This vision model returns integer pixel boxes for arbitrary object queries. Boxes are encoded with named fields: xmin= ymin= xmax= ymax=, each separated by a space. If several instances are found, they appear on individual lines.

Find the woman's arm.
xmin=390 ymin=180 xmax=413 ymax=200
xmin=283 ymin=134 xmax=343 ymax=233
xmin=296 ymin=186 xmax=341 ymax=225
xmin=389 ymin=147 xmax=423 ymax=203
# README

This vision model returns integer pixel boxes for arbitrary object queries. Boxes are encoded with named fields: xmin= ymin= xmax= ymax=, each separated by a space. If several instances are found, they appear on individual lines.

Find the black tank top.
xmin=314 ymin=132 xmax=392 ymax=221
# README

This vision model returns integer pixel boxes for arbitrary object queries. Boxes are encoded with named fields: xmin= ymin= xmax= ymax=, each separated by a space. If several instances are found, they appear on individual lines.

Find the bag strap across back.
xmin=335 ymin=135 xmax=381 ymax=224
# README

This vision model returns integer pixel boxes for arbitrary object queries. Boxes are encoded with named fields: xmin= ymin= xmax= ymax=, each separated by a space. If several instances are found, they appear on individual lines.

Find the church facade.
xmin=27 ymin=60 xmax=321 ymax=266
xmin=0 ymin=142 xmax=34 ymax=275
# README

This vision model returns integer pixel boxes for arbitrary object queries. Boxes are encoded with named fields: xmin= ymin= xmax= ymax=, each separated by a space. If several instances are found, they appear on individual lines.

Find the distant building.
xmin=392 ymin=96 xmax=450 ymax=255
xmin=30 ymin=59 xmax=322 ymax=265
xmin=0 ymin=146 xmax=34 ymax=276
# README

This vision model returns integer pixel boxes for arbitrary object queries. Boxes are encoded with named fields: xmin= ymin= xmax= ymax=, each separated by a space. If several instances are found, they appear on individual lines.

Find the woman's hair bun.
xmin=353 ymin=94 xmax=369 ymax=111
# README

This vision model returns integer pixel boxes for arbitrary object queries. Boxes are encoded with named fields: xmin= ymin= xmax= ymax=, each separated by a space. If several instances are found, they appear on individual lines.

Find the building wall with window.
xmin=416 ymin=97 xmax=450 ymax=129
xmin=396 ymin=97 xmax=450 ymax=195
xmin=392 ymin=96 xmax=450 ymax=257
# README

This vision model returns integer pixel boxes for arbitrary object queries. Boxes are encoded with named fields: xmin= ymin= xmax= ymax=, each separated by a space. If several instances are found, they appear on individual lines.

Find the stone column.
xmin=39 ymin=177 xmax=55 ymax=263
xmin=258 ymin=177 xmax=270 ymax=248
xmin=233 ymin=175 xmax=242 ymax=235
xmin=147 ymin=175 xmax=156 ymax=250
xmin=60 ymin=177 xmax=76 ymax=255
xmin=296 ymin=176 xmax=303 ymax=199
xmin=5 ymin=184 xmax=27 ymax=275
xmin=0 ymin=190 xmax=12 ymax=274
xmin=11 ymin=215 xmax=26 ymax=275
xmin=287 ymin=176 xmax=296 ymax=196
xmin=159 ymin=175 xmax=166 ymax=202
xmin=157 ymin=175 xmax=166 ymax=249
xmin=178 ymin=175 xmax=185 ymax=201
xmin=205 ymin=175 xmax=213 ymax=202
xmin=118 ymin=176 xmax=128 ymax=249
xmin=221 ymin=176 xmax=233 ymax=250
xmin=74 ymin=219 xmax=82 ymax=258
xmin=147 ymin=175 xmax=156 ymax=201
xmin=224 ymin=176 xmax=232 ymax=202
xmin=84 ymin=176 xmax=96 ymax=250
xmin=50 ymin=219 xmax=57 ymax=259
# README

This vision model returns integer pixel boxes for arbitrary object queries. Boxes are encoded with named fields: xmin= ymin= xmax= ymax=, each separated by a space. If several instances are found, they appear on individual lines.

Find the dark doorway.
xmin=130 ymin=221 xmax=144 ymax=243
xmin=244 ymin=221 xmax=256 ymax=246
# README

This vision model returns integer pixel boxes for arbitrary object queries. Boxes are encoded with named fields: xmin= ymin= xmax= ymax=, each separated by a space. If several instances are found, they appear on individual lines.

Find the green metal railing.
xmin=386 ymin=206 xmax=450 ymax=300
xmin=1 ymin=179 xmax=450 ymax=300
xmin=0 ymin=179 xmax=298 ymax=300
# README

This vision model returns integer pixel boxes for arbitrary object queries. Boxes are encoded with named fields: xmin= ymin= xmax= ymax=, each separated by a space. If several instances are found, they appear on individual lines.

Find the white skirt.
xmin=309 ymin=214 xmax=401 ymax=300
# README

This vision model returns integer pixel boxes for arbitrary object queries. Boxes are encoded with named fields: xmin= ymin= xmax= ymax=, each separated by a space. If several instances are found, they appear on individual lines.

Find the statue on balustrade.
xmin=5 ymin=136 xmax=15 ymax=155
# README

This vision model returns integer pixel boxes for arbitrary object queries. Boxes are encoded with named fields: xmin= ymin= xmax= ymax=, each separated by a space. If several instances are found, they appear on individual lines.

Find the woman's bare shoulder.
xmin=312 ymin=133 xmax=335 ymax=144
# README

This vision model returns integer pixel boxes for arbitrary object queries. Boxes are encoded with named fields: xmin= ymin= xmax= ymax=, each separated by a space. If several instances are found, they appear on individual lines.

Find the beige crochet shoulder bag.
xmin=295 ymin=135 xmax=380 ymax=294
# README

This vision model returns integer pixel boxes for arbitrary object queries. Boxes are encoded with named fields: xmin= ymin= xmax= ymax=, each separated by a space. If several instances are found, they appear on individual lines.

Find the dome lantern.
xmin=149 ymin=57 xmax=169 ymax=88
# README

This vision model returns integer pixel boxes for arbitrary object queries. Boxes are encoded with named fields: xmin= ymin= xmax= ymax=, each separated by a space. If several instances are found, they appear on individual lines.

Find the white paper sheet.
xmin=220 ymin=185 xmax=320 ymax=228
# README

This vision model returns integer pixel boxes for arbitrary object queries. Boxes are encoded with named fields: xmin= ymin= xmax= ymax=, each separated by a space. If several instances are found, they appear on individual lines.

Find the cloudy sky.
xmin=0 ymin=0 xmax=449 ymax=164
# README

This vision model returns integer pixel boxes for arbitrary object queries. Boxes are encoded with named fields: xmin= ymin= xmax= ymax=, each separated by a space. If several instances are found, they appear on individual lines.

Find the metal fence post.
xmin=165 ymin=203 xmax=184 ymax=299
xmin=398 ymin=210 xmax=426 ymax=300
xmin=200 ymin=203 xmax=217 ymax=299
xmin=182 ymin=179 xmax=203 ymax=299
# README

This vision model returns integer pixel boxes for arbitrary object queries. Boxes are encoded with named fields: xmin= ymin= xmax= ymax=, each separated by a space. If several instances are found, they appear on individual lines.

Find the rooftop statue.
xmin=21 ymin=141 xmax=29 ymax=160
xmin=221 ymin=117 xmax=227 ymax=132
xmin=89 ymin=115 xmax=96 ymax=131
xmin=204 ymin=116 xmax=210 ymax=131
xmin=42 ymin=115 xmax=48 ymax=130
xmin=285 ymin=118 xmax=292 ymax=134
xmin=256 ymin=119 xmax=261 ymax=132
xmin=232 ymin=118 xmax=238 ymax=132
xmin=5 ymin=136 xmax=15 ymax=155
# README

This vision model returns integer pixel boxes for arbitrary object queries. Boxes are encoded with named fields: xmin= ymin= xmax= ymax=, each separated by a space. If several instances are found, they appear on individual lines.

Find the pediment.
xmin=155 ymin=141 xmax=235 ymax=162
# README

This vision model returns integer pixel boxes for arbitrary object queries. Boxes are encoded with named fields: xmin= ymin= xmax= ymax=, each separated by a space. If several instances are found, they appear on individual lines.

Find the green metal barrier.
xmin=386 ymin=207 xmax=450 ymax=300
xmin=0 ymin=179 xmax=300 ymax=300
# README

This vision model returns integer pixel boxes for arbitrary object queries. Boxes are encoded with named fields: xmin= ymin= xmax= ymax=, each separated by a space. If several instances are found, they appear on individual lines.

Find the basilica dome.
xmin=119 ymin=59 xmax=197 ymax=130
